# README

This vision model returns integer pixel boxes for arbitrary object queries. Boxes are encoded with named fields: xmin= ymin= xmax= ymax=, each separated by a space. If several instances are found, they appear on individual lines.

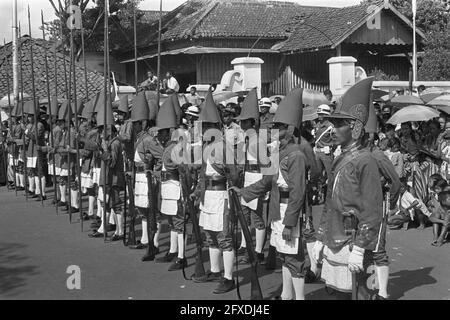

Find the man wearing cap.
xmin=23 ymin=101 xmax=46 ymax=200
xmin=259 ymin=98 xmax=274 ymax=130
xmin=191 ymin=90 xmax=241 ymax=294
xmin=128 ymin=91 xmax=163 ymax=260
xmin=233 ymin=88 xmax=308 ymax=300
xmin=222 ymin=104 xmax=244 ymax=150
xmin=311 ymin=78 xmax=384 ymax=299
xmin=314 ymin=104 xmax=334 ymax=204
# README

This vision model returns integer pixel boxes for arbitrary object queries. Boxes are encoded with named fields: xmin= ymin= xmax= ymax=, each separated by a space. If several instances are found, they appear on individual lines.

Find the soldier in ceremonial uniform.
xmin=311 ymin=78 xmax=384 ymax=299
xmin=23 ymin=100 xmax=46 ymax=200
xmin=233 ymin=88 xmax=308 ymax=300
xmin=79 ymin=98 xmax=98 ymax=219
xmin=191 ymin=91 xmax=241 ymax=294
xmin=116 ymin=95 xmax=134 ymax=172
xmin=56 ymin=101 xmax=79 ymax=212
xmin=8 ymin=106 xmax=25 ymax=191
xmin=128 ymin=92 xmax=163 ymax=261
xmin=89 ymin=97 xmax=125 ymax=240
xmin=46 ymin=98 xmax=62 ymax=204
xmin=154 ymin=97 xmax=187 ymax=270
xmin=233 ymin=88 xmax=267 ymax=264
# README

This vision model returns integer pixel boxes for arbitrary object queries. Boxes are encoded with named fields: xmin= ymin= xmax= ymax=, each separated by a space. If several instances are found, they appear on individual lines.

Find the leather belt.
xmin=135 ymin=166 xmax=146 ymax=173
xmin=205 ymin=176 xmax=227 ymax=191
xmin=245 ymin=163 xmax=260 ymax=173
xmin=279 ymin=187 xmax=289 ymax=204
xmin=161 ymin=171 xmax=179 ymax=182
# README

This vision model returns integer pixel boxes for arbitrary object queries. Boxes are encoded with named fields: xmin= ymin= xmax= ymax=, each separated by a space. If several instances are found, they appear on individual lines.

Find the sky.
xmin=0 ymin=0 xmax=362 ymax=43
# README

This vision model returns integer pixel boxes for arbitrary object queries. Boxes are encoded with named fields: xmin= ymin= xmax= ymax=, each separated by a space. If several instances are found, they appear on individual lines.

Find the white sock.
xmin=255 ymin=229 xmax=265 ymax=253
xmin=71 ymin=189 xmax=78 ymax=208
xmin=96 ymin=198 xmax=102 ymax=218
xmin=34 ymin=176 xmax=41 ymax=195
xmin=41 ymin=176 xmax=46 ymax=196
xmin=292 ymin=277 xmax=305 ymax=300
xmin=281 ymin=266 xmax=294 ymax=300
xmin=141 ymin=219 xmax=149 ymax=245
xmin=154 ymin=222 xmax=161 ymax=248
xmin=177 ymin=233 xmax=185 ymax=259
xmin=307 ymin=242 xmax=318 ymax=275
xmin=115 ymin=213 xmax=124 ymax=236
xmin=97 ymin=210 xmax=110 ymax=234
xmin=28 ymin=176 xmax=35 ymax=192
xmin=109 ymin=209 xmax=116 ymax=225
xmin=209 ymin=247 xmax=221 ymax=273
xmin=88 ymin=196 xmax=95 ymax=216
xmin=240 ymin=230 xmax=246 ymax=248
xmin=223 ymin=250 xmax=235 ymax=280
xmin=60 ymin=185 xmax=66 ymax=203
xmin=376 ymin=265 xmax=389 ymax=298
xmin=169 ymin=231 xmax=178 ymax=254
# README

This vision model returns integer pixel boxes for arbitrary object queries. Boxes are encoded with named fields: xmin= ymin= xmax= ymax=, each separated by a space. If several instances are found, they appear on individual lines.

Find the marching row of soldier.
xmin=2 ymin=76 xmax=399 ymax=300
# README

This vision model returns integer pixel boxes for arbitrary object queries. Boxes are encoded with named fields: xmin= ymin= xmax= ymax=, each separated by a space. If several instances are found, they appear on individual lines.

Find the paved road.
xmin=0 ymin=186 xmax=449 ymax=300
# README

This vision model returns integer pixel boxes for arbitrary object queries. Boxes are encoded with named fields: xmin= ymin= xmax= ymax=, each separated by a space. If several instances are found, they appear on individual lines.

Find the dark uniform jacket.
xmin=99 ymin=136 xmax=125 ymax=188
xmin=26 ymin=121 xmax=46 ymax=158
xmin=118 ymin=119 xmax=134 ymax=161
xmin=371 ymin=147 xmax=401 ymax=209
xmin=241 ymin=141 xmax=307 ymax=227
xmin=57 ymin=127 xmax=77 ymax=171
xmin=80 ymin=128 xmax=100 ymax=174
xmin=316 ymin=145 xmax=383 ymax=251
xmin=315 ymin=120 xmax=334 ymax=149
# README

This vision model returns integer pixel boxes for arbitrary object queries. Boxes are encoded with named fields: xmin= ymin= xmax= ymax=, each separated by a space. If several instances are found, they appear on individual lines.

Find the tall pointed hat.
xmin=23 ymin=100 xmax=37 ymax=115
xmin=96 ymin=92 xmax=115 ymax=126
xmin=118 ymin=94 xmax=129 ymax=114
xmin=81 ymin=93 xmax=100 ymax=119
xmin=58 ymin=100 xmax=69 ymax=120
xmin=327 ymin=77 xmax=374 ymax=125
xmin=170 ymin=94 xmax=182 ymax=125
xmin=156 ymin=96 xmax=178 ymax=130
xmin=236 ymin=88 xmax=259 ymax=121
xmin=12 ymin=102 xmax=23 ymax=117
xmin=198 ymin=89 xmax=221 ymax=124
xmin=273 ymin=87 xmax=303 ymax=129
xmin=47 ymin=96 xmax=59 ymax=117
xmin=131 ymin=91 xmax=149 ymax=122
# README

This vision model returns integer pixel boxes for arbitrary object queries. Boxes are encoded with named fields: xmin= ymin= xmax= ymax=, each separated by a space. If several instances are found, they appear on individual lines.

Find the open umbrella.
xmin=0 ymin=110 xmax=9 ymax=122
xmin=372 ymin=89 xmax=389 ymax=101
xmin=434 ymin=105 xmax=450 ymax=115
xmin=421 ymin=92 xmax=443 ymax=104
xmin=302 ymin=89 xmax=329 ymax=108
xmin=428 ymin=95 xmax=450 ymax=106
xmin=387 ymin=105 xmax=440 ymax=125
xmin=0 ymin=93 xmax=30 ymax=107
xmin=390 ymin=95 xmax=424 ymax=108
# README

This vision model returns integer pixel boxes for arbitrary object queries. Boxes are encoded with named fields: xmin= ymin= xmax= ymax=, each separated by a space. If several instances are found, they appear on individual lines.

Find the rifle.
xmin=229 ymin=189 xmax=263 ymax=300
xmin=145 ymin=169 xmax=157 ymax=260
xmin=179 ymin=165 xmax=205 ymax=280
xmin=125 ymin=171 xmax=137 ymax=246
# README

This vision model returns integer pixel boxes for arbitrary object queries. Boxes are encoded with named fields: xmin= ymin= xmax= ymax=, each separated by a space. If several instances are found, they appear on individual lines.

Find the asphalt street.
xmin=0 ymin=186 xmax=449 ymax=300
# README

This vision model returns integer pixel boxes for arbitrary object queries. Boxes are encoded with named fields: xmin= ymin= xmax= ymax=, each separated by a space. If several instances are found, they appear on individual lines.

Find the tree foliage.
xmin=46 ymin=0 xmax=145 ymax=58
xmin=418 ymin=26 xmax=450 ymax=80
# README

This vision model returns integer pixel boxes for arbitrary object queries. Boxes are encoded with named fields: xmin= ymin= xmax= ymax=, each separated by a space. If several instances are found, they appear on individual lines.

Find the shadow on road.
xmin=388 ymin=267 xmax=436 ymax=300
xmin=0 ymin=243 xmax=39 ymax=298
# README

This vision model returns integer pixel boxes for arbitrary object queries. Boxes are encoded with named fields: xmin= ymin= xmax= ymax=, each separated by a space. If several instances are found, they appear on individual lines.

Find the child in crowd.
xmin=430 ymin=188 xmax=450 ymax=246
xmin=396 ymin=178 xmax=431 ymax=230
xmin=384 ymin=138 xmax=403 ymax=178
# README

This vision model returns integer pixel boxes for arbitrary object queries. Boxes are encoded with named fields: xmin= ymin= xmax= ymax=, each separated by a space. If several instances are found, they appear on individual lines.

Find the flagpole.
xmin=412 ymin=0 xmax=417 ymax=83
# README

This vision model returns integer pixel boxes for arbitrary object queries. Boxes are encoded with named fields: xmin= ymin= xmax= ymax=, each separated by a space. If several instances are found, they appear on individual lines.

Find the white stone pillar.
xmin=327 ymin=56 xmax=357 ymax=97
xmin=231 ymin=57 xmax=264 ymax=98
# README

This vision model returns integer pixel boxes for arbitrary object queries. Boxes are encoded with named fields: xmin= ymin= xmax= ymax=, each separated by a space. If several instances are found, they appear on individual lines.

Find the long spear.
xmin=18 ymin=24 xmax=28 ymax=201
xmin=80 ymin=24 xmax=89 ymax=100
xmin=41 ymin=11 xmax=58 ymax=213
xmin=28 ymin=6 xmax=44 ymax=206
xmin=69 ymin=5 xmax=84 ymax=231
xmin=103 ymin=0 xmax=110 ymax=242
xmin=4 ymin=38 xmax=18 ymax=196
xmin=53 ymin=21 xmax=60 ymax=215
